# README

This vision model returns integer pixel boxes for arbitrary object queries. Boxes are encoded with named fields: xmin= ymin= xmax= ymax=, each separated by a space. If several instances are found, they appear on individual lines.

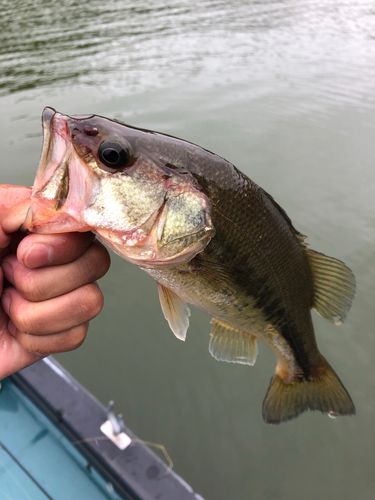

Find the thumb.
xmin=0 ymin=186 xmax=31 ymax=248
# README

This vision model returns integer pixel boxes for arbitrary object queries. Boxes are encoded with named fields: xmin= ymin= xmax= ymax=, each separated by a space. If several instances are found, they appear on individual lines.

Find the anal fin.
xmin=209 ymin=318 xmax=258 ymax=366
xmin=157 ymin=283 xmax=190 ymax=341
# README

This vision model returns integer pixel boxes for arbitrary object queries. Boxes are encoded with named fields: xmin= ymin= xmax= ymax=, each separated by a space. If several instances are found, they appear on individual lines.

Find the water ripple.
xmin=1 ymin=0 xmax=375 ymax=110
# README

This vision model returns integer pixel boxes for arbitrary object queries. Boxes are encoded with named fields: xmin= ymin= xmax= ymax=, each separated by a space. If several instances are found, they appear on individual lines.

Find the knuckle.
xmin=91 ymin=242 xmax=111 ymax=278
xmin=14 ymin=269 xmax=44 ymax=302
xmin=67 ymin=323 xmax=89 ymax=351
xmin=77 ymin=284 xmax=104 ymax=321
xmin=16 ymin=331 xmax=41 ymax=355
xmin=80 ymin=242 xmax=110 ymax=283
xmin=11 ymin=303 xmax=34 ymax=334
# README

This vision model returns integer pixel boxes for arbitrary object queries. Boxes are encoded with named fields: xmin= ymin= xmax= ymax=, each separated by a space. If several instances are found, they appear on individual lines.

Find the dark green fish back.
xmin=127 ymin=127 xmax=356 ymax=423
xmin=28 ymin=110 xmax=356 ymax=424
xmin=184 ymin=146 xmax=322 ymax=375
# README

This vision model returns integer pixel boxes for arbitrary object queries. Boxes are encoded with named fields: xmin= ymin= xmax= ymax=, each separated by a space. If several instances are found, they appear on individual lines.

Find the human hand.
xmin=0 ymin=185 xmax=110 ymax=380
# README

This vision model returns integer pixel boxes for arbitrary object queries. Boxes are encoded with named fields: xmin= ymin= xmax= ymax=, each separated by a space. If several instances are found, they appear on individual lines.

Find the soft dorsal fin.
xmin=307 ymin=249 xmax=356 ymax=325
xmin=209 ymin=318 xmax=258 ymax=366
xmin=157 ymin=283 xmax=191 ymax=341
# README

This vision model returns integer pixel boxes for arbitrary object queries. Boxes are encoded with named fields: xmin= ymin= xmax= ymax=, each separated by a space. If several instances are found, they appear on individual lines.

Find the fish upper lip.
xmin=42 ymin=107 xmax=95 ymax=124
xmin=31 ymin=108 xmax=71 ymax=198
xmin=38 ymin=107 xmax=56 ymax=177
xmin=42 ymin=107 xmax=57 ymax=128
xmin=39 ymin=107 xmax=69 ymax=174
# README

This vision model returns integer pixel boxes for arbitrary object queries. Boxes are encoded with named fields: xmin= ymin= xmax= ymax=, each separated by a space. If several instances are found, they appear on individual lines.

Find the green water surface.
xmin=1 ymin=1 xmax=375 ymax=499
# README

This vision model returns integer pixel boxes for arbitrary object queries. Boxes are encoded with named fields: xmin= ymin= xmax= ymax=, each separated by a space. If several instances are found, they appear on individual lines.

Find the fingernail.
xmin=2 ymin=293 xmax=11 ymax=315
xmin=2 ymin=262 xmax=13 ymax=284
xmin=24 ymin=243 xmax=53 ymax=268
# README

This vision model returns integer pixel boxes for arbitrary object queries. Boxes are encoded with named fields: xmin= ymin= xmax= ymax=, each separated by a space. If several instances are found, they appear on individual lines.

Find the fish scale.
xmin=24 ymin=107 xmax=356 ymax=424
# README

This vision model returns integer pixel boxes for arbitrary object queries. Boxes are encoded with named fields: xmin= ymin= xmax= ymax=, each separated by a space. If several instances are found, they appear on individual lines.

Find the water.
xmin=1 ymin=1 xmax=375 ymax=498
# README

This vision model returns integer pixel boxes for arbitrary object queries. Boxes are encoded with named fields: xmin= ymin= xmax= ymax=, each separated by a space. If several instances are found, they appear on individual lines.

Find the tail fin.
xmin=262 ymin=359 xmax=355 ymax=424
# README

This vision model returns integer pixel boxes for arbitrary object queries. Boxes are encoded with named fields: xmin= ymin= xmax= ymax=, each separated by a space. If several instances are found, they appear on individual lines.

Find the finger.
xmin=0 ymin=185 xmax=31 ymax=212
xmin=14 ymin=322 xmax=89 ymax=356
xmin=2 ymin=283 xmax=103 ymax=335
xmin=0 ymin=328 xmax=41 ymax=380
xmin=17 ymin=231 xmax=96 ymax=269
xmin=3 ymin=240 xmax=110 ymax=302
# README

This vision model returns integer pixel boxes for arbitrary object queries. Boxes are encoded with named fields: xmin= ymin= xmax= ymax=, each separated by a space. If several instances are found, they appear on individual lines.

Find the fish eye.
xmin=98 ymin=139 xmax=131 ymax=169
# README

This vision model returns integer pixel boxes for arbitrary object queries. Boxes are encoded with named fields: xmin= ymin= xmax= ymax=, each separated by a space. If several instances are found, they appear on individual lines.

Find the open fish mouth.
xmin=23 ymin=108 xmax=93 ymax=233
xmin=33 ymin=107 xmax=69 ymax=193
xmin=23 ymin=107 xmax=214 ymax=268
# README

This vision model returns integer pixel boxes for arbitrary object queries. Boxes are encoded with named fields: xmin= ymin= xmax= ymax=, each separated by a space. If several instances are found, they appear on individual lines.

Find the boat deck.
xmin=1 ymin=379 xmax=117 ymax=500
xmin=0 ymin=358 xmax=204 ymax=500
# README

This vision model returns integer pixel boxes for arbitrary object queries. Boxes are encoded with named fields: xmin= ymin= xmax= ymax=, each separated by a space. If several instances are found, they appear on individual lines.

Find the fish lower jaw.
xmin=94 ymin=228 xmax=208 ymax=270
xmin=23 ymin=205 xmax=90 ymax=234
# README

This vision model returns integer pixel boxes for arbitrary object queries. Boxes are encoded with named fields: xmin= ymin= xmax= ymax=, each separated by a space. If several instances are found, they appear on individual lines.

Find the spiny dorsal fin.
xmin=307 ymin=249 xmax=356 ymax=325
xmin=261 ymin=188 xmax=307 ymax=245
xmin=157 ymin=283 xmax=190 ymax=341
xmin=209 ymin=318 xmax=258 ymax=366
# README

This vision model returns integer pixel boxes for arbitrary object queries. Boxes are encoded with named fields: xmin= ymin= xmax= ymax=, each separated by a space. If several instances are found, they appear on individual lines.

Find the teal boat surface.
xmin=1 ymin=379 xmax=117 ymax=500
xmin=0 ymin=358 xmax=204 ymax=500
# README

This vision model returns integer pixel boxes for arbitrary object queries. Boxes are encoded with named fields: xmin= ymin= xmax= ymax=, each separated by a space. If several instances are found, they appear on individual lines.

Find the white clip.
xmin=100 ymin=420 xmax=131 ymax=450
xmin=100 ymin=401 xmax=131 ymax=450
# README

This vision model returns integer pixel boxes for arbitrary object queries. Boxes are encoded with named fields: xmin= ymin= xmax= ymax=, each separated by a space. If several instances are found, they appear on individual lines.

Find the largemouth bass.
xmin=24 ymin=107 xmax=356 ymax=424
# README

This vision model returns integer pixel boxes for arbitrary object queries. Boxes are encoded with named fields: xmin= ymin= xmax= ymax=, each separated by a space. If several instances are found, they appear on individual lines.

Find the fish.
xmin=23 ymin=107 xmax=356 ymax=424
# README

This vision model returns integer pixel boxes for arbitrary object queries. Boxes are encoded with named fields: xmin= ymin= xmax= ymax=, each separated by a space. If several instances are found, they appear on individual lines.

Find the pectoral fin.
xmin=157 ymin=283 xmax=190 ymax=341
xmin=307 ymin=249 xmax=356 ymax=325
xmin=209 ymin=318 xmax=258 ymax=366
